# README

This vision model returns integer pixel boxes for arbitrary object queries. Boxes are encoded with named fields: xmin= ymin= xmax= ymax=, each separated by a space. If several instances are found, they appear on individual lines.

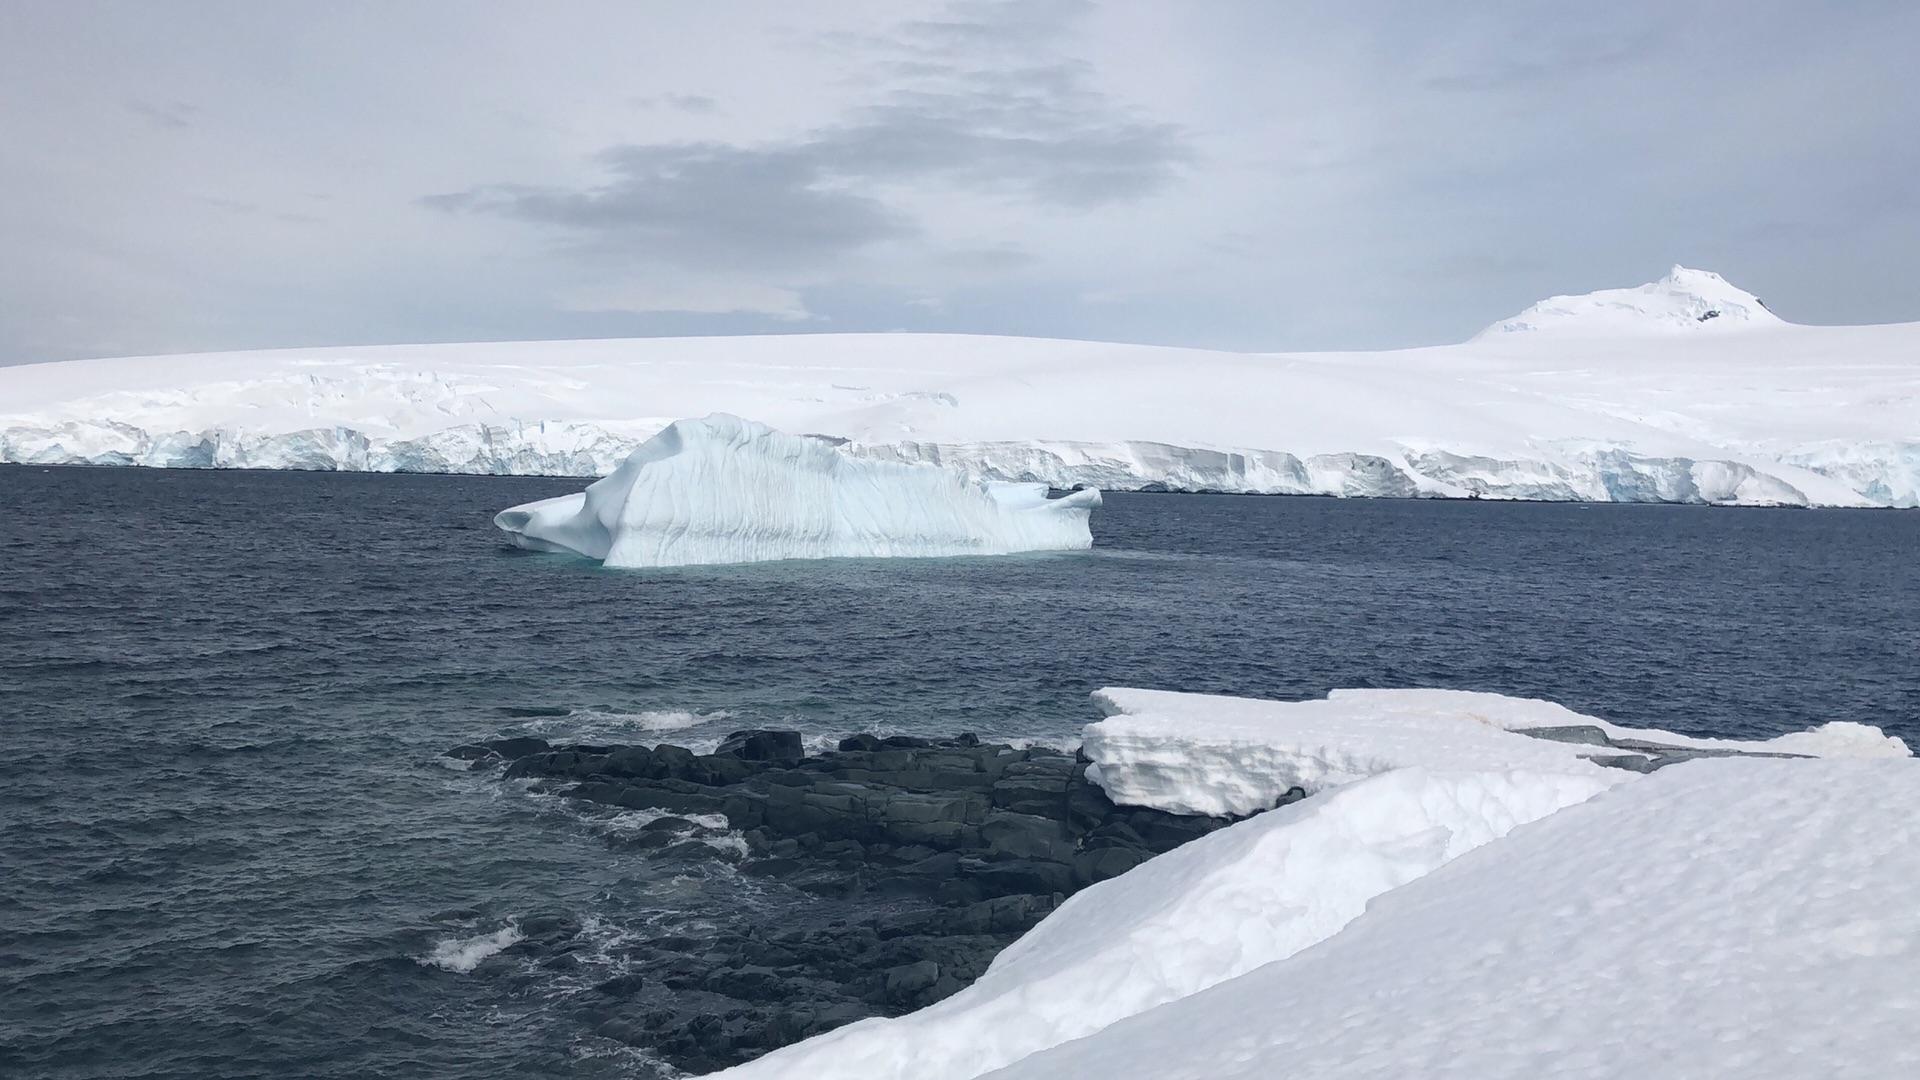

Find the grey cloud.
xmin=427 ymin=144 xmax=909 ymax=270
xmin=937 ymin=246 xmax=1036 ymax=274
xmin=427 ymin=0 xmax=1188 ymax=270
xmin=895 ymin=0 xmax=1092 ymax=54
xmin=1420 ymin=22 xmax=1659 ymax=91
xmin=818 ymin=67 xmax=1188 ymax=206
xmin=632 ymin=93 xmax=719 ymax=113
xmin=127 ymin=98 xmax=196 ymax=128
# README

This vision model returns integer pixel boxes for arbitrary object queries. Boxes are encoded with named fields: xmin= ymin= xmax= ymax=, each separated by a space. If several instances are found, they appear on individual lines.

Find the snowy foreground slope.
xmin=710 ymin=689 xmax=1910 ymax=1080
xmin=493 ymin=414 xmax=1097 ymax=567
xmin=987 ymin=757 xmax=1920 ymax=1080
xmin=3 ymin=267 xmax=1915 ymax=506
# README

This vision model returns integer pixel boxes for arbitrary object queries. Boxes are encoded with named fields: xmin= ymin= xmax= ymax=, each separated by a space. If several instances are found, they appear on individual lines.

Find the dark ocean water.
xmin=1 ymin=464 xmax=1914 ymax=1078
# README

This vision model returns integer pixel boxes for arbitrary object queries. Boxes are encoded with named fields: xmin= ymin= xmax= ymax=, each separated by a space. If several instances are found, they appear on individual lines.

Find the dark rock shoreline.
xmin=447 ymin=729 xmax=1302 ymax=1074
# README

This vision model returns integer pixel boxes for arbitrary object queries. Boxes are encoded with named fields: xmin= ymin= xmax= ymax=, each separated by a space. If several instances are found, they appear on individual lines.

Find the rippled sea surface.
xmin=2 ymin=465 xmax=1914 ymax=1077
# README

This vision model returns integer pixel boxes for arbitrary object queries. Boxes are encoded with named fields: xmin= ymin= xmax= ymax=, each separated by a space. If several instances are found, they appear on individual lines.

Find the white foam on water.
xmin=601 ymin=807 xmax=743 ymax=845
xmin=419 ymin=924 xmax=523 ymax=974
xmin=611 ymin=708 xmax=728 ymax=732
xmin=517 ymin=707 xmax=734 ymax=747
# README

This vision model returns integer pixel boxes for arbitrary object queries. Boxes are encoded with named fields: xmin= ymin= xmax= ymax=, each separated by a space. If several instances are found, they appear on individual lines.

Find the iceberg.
xmin=493 ymin=414 xmax=1100 ymax=567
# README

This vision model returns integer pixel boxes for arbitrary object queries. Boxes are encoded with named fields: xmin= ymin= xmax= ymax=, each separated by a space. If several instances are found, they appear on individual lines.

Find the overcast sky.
xmin=3 ymin=0 xmax=1917 ymax=364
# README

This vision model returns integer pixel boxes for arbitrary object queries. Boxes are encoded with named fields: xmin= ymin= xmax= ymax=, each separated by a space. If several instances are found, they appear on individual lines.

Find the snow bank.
xmin=2 ymin=268 xmax=1914 ymax=507
xmin=985 ymin=756 xmax=1920 ymax=1080
xmin=1084 ymin=687 xmax=1908 ymax=816
xmin=708 ymin=767 xmax=1619 ymax=1080
xmin=494 ymin=414 xmax=1099 ymax=567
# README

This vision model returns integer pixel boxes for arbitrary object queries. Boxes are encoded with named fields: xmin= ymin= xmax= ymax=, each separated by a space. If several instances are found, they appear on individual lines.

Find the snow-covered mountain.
xmin=2 ymin=267 xmax=1914 ymax=506
xmin=1476 ymin=265 xmax=1784 ymax=336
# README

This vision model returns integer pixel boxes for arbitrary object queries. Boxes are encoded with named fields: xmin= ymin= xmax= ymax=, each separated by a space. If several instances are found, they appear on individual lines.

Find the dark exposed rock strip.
xmin=1514 ymin=723 xmax=1812 ymax=772
xmin=449 ymin=729 xmax=1304 ymax=1074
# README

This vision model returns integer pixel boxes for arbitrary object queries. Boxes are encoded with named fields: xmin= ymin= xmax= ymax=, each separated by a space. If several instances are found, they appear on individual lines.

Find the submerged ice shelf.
xmin=494 ymin=414 xmax=1099 ymax=567
xmin=3 ymin=267 xmax=1915 ymax=507
xmin=708 ymin=688 xmax=1911 ymax=1080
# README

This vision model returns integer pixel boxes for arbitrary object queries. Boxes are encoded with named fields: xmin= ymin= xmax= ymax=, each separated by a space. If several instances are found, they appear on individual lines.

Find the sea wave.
xmin=419 ymin=924 xmax=523 ymax=974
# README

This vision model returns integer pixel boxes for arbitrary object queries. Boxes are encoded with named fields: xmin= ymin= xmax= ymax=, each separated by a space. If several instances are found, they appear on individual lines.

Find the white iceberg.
xmin=493 ymin=414 xmax=1100 ymax=567
xmin=986 ymin=756 xmax=1920 ymax=1080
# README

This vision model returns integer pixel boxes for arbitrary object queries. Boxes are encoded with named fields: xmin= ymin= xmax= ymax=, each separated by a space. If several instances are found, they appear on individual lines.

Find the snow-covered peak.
xmin=1477 ymin=265 xmax=1785 ymax=338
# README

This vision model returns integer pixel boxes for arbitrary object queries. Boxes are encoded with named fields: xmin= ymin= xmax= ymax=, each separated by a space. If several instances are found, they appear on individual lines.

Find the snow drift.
xmin=2 ymin=267 xmax=1914 ymax=507
xmin=986 ymin=756 xmax=1920 ymax=1080
xmin=494 ymin=414 xmax=1100 ymax=567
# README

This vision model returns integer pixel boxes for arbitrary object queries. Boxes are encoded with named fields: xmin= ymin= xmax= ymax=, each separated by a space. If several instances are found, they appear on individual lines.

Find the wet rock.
xmin=715 ymin=729 xmax=805 ymax=764
xmin=460 ymin=728 xmax=1272 ymax=1075
xmin=884 ymin=959 xmax=941 ymax=1004
xmin=1075 ymin=845 xmax=1151 ymax=887
xmin=482 ymin=736 xmax=550 ymax=759
xmin=593 ymin=972 xmax=646 ymax=996
xmin=980 ymin=811 xmax=1075 ymax=863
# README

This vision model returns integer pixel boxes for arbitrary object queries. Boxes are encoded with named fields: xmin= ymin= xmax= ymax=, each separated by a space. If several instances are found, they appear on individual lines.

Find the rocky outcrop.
xmin=450 ymin=729 xmax=1302 ymax=1073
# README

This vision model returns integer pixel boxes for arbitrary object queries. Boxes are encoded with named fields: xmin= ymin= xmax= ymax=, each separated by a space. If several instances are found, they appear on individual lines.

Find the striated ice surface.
xmin=3 ymin=267 xmax=1914 ymax=506
xmin=493 ymin=414 xmax=1099 ymax=568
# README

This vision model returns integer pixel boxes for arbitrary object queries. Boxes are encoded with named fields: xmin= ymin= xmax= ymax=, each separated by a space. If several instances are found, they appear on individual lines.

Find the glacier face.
xmin=2 ymin=267 xmax=1915 ymax=508
xmin=493 ymin=414 xmax=1101 ymax=568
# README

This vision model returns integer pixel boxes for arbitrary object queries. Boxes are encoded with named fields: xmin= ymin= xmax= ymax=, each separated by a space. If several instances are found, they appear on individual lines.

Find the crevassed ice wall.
xmin=7 ymin=418 xmax=1913 ymax=507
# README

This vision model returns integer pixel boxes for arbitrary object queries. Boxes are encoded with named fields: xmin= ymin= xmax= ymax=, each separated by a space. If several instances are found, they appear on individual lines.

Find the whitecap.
xmin=419 ymin=924 xmax=523 ymax=974
xmin=520 ymin=707 xmax=733 ymax=745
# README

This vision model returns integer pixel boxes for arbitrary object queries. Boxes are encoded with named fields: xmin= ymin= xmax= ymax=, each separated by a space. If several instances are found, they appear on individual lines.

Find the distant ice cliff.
xmin=2 ymin=268 xmax=1914 ymax=507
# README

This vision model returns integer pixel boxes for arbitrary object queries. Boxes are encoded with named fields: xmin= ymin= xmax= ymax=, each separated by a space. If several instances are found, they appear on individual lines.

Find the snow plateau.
xmin=493 ymin=414 xmax=1099 ymax=567
xmin=2 ymin=267 xmax=1914 ymax=507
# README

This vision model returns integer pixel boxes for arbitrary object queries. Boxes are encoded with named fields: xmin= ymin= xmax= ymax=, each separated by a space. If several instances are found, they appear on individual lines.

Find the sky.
xmin=2 ymin=0 xmax=1917 ymax=365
